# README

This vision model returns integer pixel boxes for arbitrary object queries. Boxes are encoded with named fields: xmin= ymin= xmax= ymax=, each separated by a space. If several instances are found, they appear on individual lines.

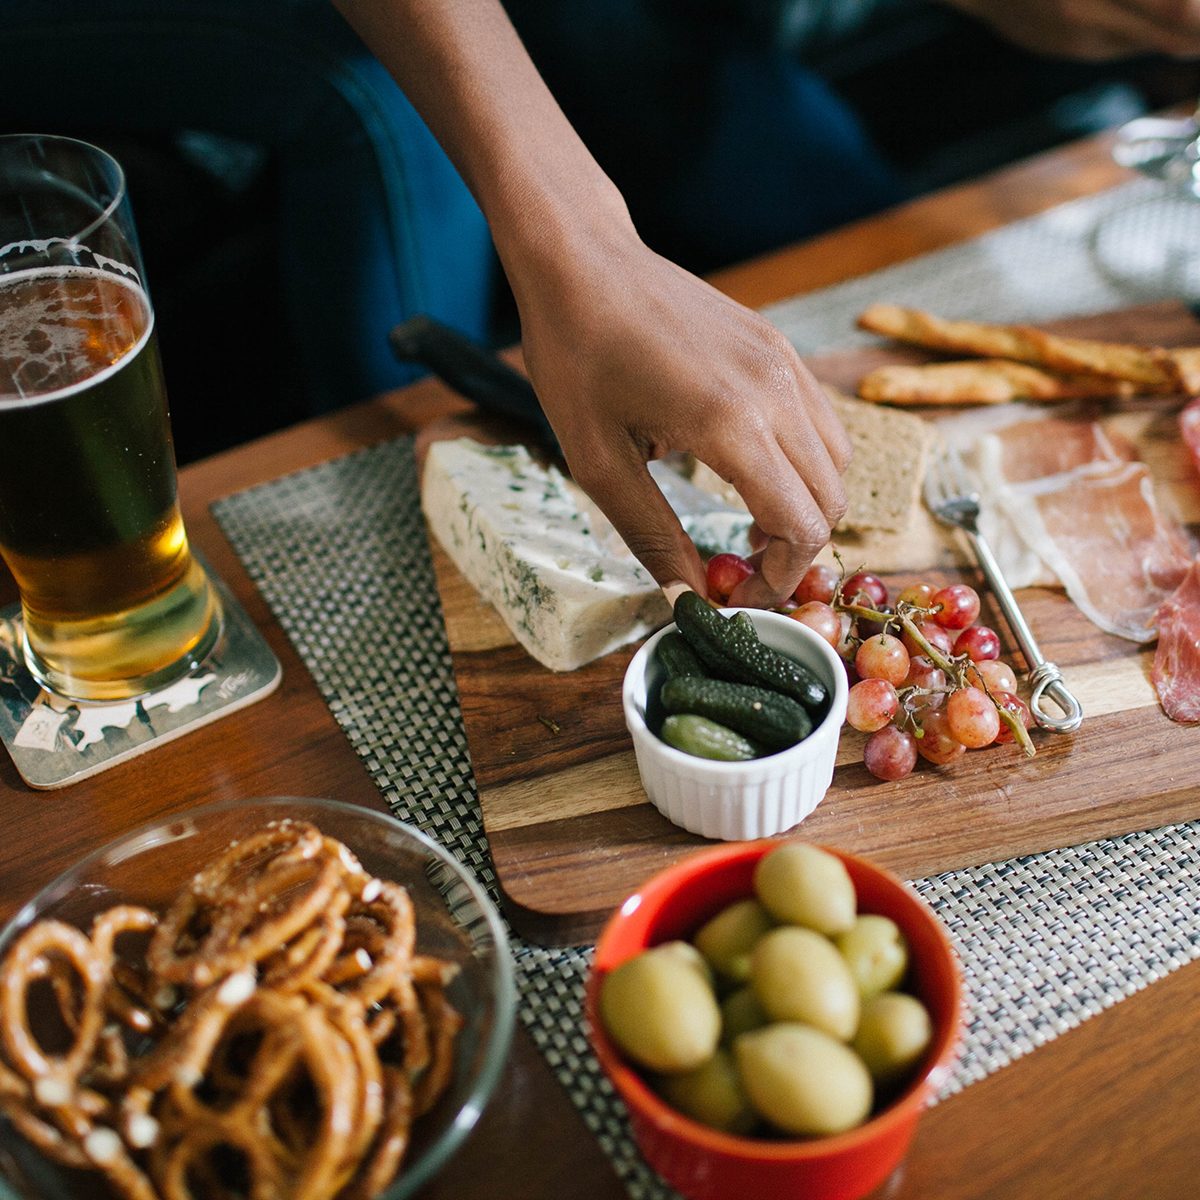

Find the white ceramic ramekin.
xmin=623 ymin=607 xmax=848 ymax=840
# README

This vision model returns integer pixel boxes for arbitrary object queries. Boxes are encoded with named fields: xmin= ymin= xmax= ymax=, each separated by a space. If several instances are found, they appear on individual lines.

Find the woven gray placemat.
xmin=213 ymin=435 xmax=1200 ymax=1199
xmin=764 ymin=177 xmax=1200 ymax=356
xmin=211 ymin=179 xmax=1200 ymax=1197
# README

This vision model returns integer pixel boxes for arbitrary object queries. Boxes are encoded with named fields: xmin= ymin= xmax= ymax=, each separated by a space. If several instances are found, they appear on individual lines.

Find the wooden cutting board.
xmin=423 ymin=302 xmax=1200 ymax=947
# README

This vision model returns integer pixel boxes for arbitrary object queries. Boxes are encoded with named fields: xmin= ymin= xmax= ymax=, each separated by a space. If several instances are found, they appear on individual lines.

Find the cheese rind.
xmin=421 ymin=438 xmax=670 ymax=671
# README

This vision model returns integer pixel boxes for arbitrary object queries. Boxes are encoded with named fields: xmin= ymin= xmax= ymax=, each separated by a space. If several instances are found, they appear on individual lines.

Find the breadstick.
xmin=857 ymin=303 xmax=1181 ymax=391
xmin=1168 ymin=347 xmax=1200 ymax=395
xmin=858 ymin=359 xmax=1140 ymax=406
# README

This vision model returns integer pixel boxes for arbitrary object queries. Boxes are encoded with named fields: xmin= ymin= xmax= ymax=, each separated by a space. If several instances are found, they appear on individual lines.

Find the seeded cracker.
xmin=688 ymin=389 xmax=933 ymax=535
xmin=827 ymin=390 xmax=932 ymax=533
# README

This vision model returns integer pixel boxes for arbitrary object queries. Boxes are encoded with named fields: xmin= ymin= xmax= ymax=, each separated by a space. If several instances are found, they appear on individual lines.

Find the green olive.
xmin=693 ymin=899 xmax=774 ymax=982
xmin=734 ymin=1023 xmax=873 ymax=1136
xmin=719 ymin=987 xmax=768 ymax=1046
xmin=654 ymin=939 xmax=715 ymax=986
xmin=599 ymin=944 xmax=721 ymax=1073
xmin=753 ymin=843 xmax=856 ymax=935
xmin=835 ymin=914 xmax=909 ymax=1000
xmin=658 ymin=1048 xmax=758 ymax=1134
xmin=749 ymin=926 xmax=860 ymax=1041
xmin=852 ymin=992 xmax=933 ymax=1087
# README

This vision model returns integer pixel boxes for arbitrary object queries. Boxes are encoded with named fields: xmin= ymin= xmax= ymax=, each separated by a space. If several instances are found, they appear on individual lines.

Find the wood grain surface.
xmin=871 ymin=951 xmax=1200 ymax=1200
xmin=430 ymin=302 xmax=1200 ymax=946
xmin=2 ymin=124 xmax=1196 ymax=1200
xmin=0 ymin=375 xmax=627 ymax=1200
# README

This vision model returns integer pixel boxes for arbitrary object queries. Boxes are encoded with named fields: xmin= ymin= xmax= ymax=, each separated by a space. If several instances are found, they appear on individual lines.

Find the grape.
xmin=795 ymin=564 xmax=839 ymax=605
xmin=915 ymin=708 xmax=966 ymax=765
xmin=846 ymin=679 xmax=899 ymax=733
xmin=854 ymin=634 xmax=910 ymax=686
xmin=954 ymin=625 xmax=1001 ymax=662
xmin=863 ymin=726 xmax=917 ymax=781
xmin=842 ymin=572 xmax=889 ymax=609
xmin=902 ymin=655 xmax=947 ymax=711
xmin=901 ymin=620 xmax=954 ymax=659
xmin=707 ymin=553 xmax=753 ymax=602
xmin=790 ymin=602 xmax=842 ymax=650
xmin=993 ymin=691 xmax=1033 ymax=744
xmin=835 ymin=613 xmax=857 ymax=662
xmin=966 ymin=659 xmax=1018 ymax=694
xmin=931 ymin=584 xmax=980 ymax=630
xmin=897 ymin=582 xmax=937 ymax=610
xmin=857 ymin=605 xmax=895 ymax=640
xmin=945 ymin=687 xmax=1001 ymax=748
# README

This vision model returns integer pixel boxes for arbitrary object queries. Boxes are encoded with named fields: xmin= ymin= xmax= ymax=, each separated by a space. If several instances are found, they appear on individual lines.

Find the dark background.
xmin=18 ymin=7 xmax=1199 ymax=465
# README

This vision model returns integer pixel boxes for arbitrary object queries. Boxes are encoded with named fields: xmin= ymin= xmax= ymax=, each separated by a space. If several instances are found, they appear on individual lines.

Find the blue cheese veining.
xmin=421 ymin=438 xmax=671 ymax=671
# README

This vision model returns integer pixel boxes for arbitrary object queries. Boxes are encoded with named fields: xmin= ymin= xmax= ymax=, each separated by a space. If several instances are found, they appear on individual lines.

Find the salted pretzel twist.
xmin=0 ymin=820 xmax=464 ymax=1200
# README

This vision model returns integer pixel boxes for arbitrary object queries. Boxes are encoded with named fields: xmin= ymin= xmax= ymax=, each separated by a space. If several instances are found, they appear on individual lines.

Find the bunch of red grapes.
xmin=705 ymin=554 xmax=1034 ymax=782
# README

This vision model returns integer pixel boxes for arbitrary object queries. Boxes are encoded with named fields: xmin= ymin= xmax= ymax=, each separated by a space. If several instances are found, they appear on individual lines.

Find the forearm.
xmin=332 ymin=0 xmax=634 ymax=297
xmin=335 ymin=0 xmax=852 ymax=602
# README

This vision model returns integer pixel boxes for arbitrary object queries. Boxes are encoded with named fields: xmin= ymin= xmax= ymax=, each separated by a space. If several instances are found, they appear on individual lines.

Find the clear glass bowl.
xmin=0 ymin=796 xmax=516 ymax=1200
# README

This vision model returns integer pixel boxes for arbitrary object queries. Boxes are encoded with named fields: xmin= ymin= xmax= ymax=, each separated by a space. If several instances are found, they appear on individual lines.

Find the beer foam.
xmin=0 ymin=237 xmax=141 ymax=284
xmin=0 ymin=265 xmax=154 ymax=407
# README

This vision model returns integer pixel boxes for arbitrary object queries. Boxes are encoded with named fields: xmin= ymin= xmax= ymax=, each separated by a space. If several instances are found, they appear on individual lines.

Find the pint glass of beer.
xmin=0 ymin=135 xmax=220 ymax=702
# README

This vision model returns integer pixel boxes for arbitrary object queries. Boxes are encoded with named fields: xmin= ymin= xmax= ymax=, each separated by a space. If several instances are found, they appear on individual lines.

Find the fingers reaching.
xmin=698 ymin=434 xmax=834 ymax=606
xmin=571 ymin=451 xmax=708 ymax=596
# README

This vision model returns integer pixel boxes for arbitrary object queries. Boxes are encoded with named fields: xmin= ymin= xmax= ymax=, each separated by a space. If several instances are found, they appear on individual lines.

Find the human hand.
xmin=943 ymin=0 xmax=1200 ymax=60
xmin=333 ymin=1 xmax=849 ymax=606
xmin=514 ymin=232 xmax=851 ymax=608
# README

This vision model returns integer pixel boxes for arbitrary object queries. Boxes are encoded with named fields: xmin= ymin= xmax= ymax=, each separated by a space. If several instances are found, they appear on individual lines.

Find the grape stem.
xmin=841 ymin=600 xmax=1036 ymax=758
xmin=996 ymin=703 xmax=1037 ymax=757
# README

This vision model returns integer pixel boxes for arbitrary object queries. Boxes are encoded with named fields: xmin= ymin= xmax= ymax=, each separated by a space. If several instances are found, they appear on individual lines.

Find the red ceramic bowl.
xmin=585 ymin=841 xmax=963 ymax=1200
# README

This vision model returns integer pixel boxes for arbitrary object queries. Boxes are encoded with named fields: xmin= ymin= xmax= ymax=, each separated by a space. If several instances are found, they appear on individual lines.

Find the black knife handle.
xmin=388 ymin=315 xmax=558 ymax=448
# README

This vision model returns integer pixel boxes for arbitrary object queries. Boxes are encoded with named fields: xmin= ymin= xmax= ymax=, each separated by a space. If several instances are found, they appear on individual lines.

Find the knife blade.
xmin=389 ymin=314 xmax=560 ymax=454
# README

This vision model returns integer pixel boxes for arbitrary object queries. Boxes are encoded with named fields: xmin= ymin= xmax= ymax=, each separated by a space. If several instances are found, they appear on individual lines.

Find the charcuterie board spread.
xmin=419 ymin=302 xmax=1200 ymax=946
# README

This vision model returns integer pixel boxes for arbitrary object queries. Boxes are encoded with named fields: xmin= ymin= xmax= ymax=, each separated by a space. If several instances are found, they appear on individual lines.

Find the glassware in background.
xmin=0 ymin=134 xmax=220 ymax=702
xmin=1112 ymin=106 xmax=1200 ymax=195
xmin=1093 ymin=105 xmax=1200 ymax=305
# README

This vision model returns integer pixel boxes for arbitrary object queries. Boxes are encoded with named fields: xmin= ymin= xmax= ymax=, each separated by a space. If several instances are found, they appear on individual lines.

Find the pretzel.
xmin=0 ymin=915 xmax=160 ymax=1200
xmin=1 ymin=1097 xmax=160 ymax=1200
xmin=412 ymin=985 xmax=465 ymax=1118
xmin=327 ymin=882 xmax=416 ymax=1008
xmin=315 ymin=995 xmax=384 ymax=1176
xmin=0 ymin=824 xmax=463 ymax=1200
xmin=0 ymin=918 xmax=106 ymax=1093
xmin=153 ymin=1117 xmax=287 ymax=1200
xmin=260 ymin=896 xmax=348 ymax=992
xmin=148 ymin=823 xmax=344 ymax=988
xmin=857 ymin=303 xmax=1187 ymax=392
xmin=92 ymin=907 xmax=161 ymax=1043
xmin=0 ymin=1093 xmax=92 ymax=1167
xmin=343 ymin=1066 xmax=413 ymax=1200
xmin=159 ymin=991 xmax=360 ymax=1200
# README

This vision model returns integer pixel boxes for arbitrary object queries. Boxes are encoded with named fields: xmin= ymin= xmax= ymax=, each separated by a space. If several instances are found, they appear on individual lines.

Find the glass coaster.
xmin=0 ymin=570 xmax=281 ymax=789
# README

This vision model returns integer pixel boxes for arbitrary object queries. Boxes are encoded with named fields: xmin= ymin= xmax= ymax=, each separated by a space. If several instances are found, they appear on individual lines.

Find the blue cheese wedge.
xmin=421 ymin=438 xmax=670 ymax=671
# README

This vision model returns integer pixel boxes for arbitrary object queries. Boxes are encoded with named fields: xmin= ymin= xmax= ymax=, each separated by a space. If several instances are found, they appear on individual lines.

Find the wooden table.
xmin=2 ymin=124 xmax=1197 ymax=1199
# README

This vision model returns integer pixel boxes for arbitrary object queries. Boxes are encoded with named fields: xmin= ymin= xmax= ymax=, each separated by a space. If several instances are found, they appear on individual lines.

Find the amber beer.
xmin=0 ymin=266 xmax=220 ymax=701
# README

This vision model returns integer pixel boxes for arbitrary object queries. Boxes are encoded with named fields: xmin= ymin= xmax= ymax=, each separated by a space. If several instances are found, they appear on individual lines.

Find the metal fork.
xmin=924 ymin=446 xmax=1083 ymax=733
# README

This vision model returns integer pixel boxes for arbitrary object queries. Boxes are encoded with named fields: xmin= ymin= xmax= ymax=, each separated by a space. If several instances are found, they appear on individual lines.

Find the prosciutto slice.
xmin=972 ymin=415 xmax=1132 ymax=590
xmin=990 ymin=417 xmax=1133 ymax=483
xmin=1153 ymin=558 xmax=1200 ymax=723
xmin=979 ymin=418 xmax=1193 ymax=642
